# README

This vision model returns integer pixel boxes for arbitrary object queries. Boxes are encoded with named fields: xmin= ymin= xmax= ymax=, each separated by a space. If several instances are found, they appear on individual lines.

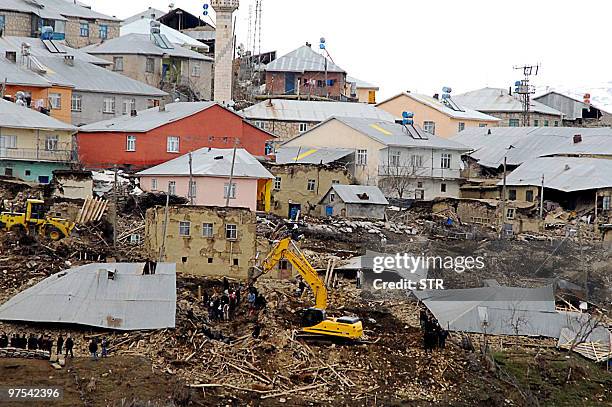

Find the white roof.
xmin=501 ymin=157 xmax=612 ymax=192
xmin=453 ymin=87 xmax=564 ymax=116
xmin=346 ymin=76 xmax=378 ymax=90
xmin=0 ymin=0 xmax=118 ymax=21
xmin=266 ymin=45 xmax=345 ymax=73
xmin=82 ymin=33 xmax=212 ymax=61
xmin=137 ymin=148 xmax=274 ymax=179
xmin=121 ymin=18 xmax=209 ymax=51
xmin=0 ymin=263 xmax=176 ymax=330
xmin=0 ymin=36 xmax=110 ymax=65
xmin=452 ymin=126 xmax=612 ymax=168
xmin=80 ymin=102 xmax=217 ymax=132
xmin=378 ymin=92 xmax=501 ymax=121
xmin=122 ymin=7 xmax=167 ymax=25
xmin=0 ymin=99 xmax=76 ymax=131
xmin=326 ymin=185 xmax=389 ymax=205
xmin=241 ymin=99 xmax=396 ymax=122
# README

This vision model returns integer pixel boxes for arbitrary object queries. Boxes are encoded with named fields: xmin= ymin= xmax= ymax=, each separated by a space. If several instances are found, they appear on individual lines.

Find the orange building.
xmin=4 ymin=84 xmax=73 ymax=124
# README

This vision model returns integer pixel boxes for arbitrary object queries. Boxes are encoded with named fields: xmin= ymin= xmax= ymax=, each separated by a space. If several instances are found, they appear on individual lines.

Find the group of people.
xmin=420 ymin=308 xmax=449 ymax=353
xmin=203 ymin=278 xmax=266 ymax=322
xmin=88 ymin=337 xmax=108 ymax=360
xmin=0 ymin=332 xmax=74 ymax=357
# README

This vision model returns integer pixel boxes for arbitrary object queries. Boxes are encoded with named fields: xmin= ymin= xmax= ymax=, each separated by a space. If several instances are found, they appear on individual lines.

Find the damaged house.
xmin=266 ymin=147 xmax=354 ymax=218
xmin=145 ymin=205 xmax=258 ymax=278
xmin=319 ymin=184 xmax=389 ymax=220
xmin=282 ymin=116 xmax=470 ymax=200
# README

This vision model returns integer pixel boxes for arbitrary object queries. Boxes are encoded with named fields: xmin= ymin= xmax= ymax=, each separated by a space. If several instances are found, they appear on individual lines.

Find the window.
xmin=179 ymin=221 xmax=191 ymax=237
xmin=533 ymin=119 xmax=539 ymax=126
xmin=0 ymin=15 xmax=5 ymax=32
xmin=440 ymin=153 xmax=451 ymax=169
xmin=99 ymin=24 xmax=108 ymax=39
xmin=126 ymin=135 xmax=136 ymax=151
xmin=146 ymin=57 xmax=155 ymax=73
xmin=368 ymin=90 xmax=376 ymax=104
xmin=423 ymin=121 xmax=436 ymax=134
xmin=233 ymin=258 xmax=239 ymax=266
xmin=113 ymin=57 xmax=123 ymax=71
xmin=0 ymin=135 xmax=17 ymax=149
xmin=299 ymin=123 xmax=308 ymax=132
xmin=151 ymin=178 xmax=157 ymax=191
xmin=479 ymin=123 xmax=487 ymax=128
xmin=509 ymin=119 xmax=520 ymax=127
xmin=167 ymin=136 xmax=180 ymax=153
xmin=307 ymin=179 xmax=316 ymax=191
xmin=208 ymin=258 xmax=213 ymax=264
xmin=4 ymin=168 xmax=13 ymax=176
xmin=202 ymin=223 xmax=214 ymax=238
xmin=49 ymin=93 xmax=61 ymax=109
xmin=122 ymin=98 xmax=136 ymax=115
xmin=103 ymin=97 xmax=115 ymax=113
xmin=458 ymin=122 xmax=465 ymax=132
xmin=45 ymin=135 xmax=58 ymax=151
xmin=130 ymin=234 xmax=141 ymax=244
xmin=254 ymin=121 xmax=265 ymax=129
xmin=417 ymin=181 xmax=423 ymax=188
xmin=224 ymin=183 xmax=237 ymax=199
xmin=331 ymin=180 xmax=340 ymax=184
xmin=79 ymin=22 xmax=89 ymax=37
xmin=389 ymin=151 xmax=401 ymax=167
xmin=147 ymin=99 xmax=158 ymax=108
xmin=525 ymin=190 xmax=534 ymax=202
xmin=25 ymin=170 xmax=31 ymax=176
xmin=274 ymin=176 xmax=281 ymax=190
xmin=225 ymin=224 xmax=237 ymax=240
xmin=506 ymin=208 xmax=516 ymax=220
xmin=168 ymin=181 xmax=176 ymax=195
xmin=71 ymin=94 xmax=82 ymax=112
xmin=440 ymin=183 xmax=447 ymax=193
xmin=189 ymin=180 xmax=197 ymax=198
xmin=356 ymin=149 xmax=367 ymax=166
xmin=191 ymin=62 xmax=201 ymax=77
xmin=544 ymin=120 xmax=549 ymax=127
xmin=603 ymin=196 xmax=611 ymax=210
xmin=410 ymin=154 xmax=423 ymax=167
xmin=554 ymin=121 xmax=559 ymax=127
xmin=508 ymin=189 xmax=517 ymax=201
xmin=329 ymin=192 xmax=335 ymax=202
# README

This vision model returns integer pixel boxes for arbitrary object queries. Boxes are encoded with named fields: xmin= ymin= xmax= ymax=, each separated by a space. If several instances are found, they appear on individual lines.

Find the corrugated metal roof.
xmin=184 ymin=30 xmax=216 ymax=41
xmin=83 ymin=33 xmax=212 ymax=61
xmin=330 ymin=117 xmax=471 ymax=151
xmin=0 ymin=36 xmax=111 ymax=65
xmin=121 ymin=18 xmax=209 ymax=51
xmin=0 ymin=0 xmax=119 ymax=21
xmin=0 ymin=57 xmax=51 ymax=87
xmin=346 ymin=76 xmax=378 ymax=90
xmin=329 ymin=185 xmax=389 ymax=205
xmin=453 ymin=87 xmax=564 ymax=116
xmin=275 ymin=147 xmax=353 ymax=164
xmin=0 ymin=99 xmax=76 ymax=131
xmin=0 ymin=263 xmax=176 ymax=330
xmin=122 ymin=7 xmax=167 ymax=25
xmin=80 ymin=102 xmax=217 ymax=132
xmin=137 ymin=147 xmax=274 ymax=179
xmin=241 ymin=99 xmax=396 ymax=122
xmin=452 ymin=126 xmax=612 ymax=168
xmin=500 ymin=157 xmax=612 ymax=192
xmin=266 ymin=45 xmax=345 ymax=73
xmin=0 ymin=0 xmax=66 ymax=20
xmin=378 ymin=92 xmax=501 ymax=121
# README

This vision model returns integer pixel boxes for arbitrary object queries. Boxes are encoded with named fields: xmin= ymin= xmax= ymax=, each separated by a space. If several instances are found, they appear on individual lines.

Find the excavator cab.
xmin=301 ymin=307 xmax=326 ymax=327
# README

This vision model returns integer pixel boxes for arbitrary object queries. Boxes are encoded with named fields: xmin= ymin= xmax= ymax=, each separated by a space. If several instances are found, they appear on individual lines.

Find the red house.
xmin=77 ymin=102 xmax=274 ymax=170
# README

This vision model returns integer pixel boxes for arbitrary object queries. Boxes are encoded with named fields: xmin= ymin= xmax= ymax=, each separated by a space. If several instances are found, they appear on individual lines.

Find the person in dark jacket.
xmin=56 ymin=335 xmax=64 ymax=355
xmin=65 ymin=335 xmax=74 ymax=358
xmin=88 ymin=339 xmax=98 ymax=360
xmin=27 ymin=334 xmax=37 ymax=350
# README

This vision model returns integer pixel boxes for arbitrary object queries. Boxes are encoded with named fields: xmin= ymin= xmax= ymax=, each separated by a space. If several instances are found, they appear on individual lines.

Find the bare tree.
xmin=378 ymin=149 xmax=420 ymax=199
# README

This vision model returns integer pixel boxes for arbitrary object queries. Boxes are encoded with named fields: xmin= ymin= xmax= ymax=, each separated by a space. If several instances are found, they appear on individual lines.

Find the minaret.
xmin=211 ymin=0 xmax=239 ymax=105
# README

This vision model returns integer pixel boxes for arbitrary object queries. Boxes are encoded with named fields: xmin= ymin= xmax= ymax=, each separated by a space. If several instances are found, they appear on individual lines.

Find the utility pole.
xmin=188 ymin=151 xmax=194 ymax=205
xmin=578 ymin=221 xmax=587 ymax=302
xmin=513 ymin=64 xmax=540 ymax=126
xmin=500 ymin=156 xmax=507 ymax=235
xmin=539 ymin=174 xmax=545 ymax=219
xmin=158 ymin=183 xmax=171 ymax=262
xmin=225 ymin=139 xmax=239 ymax=207
xmin=113 ymin=165 xmax=118 ymax=249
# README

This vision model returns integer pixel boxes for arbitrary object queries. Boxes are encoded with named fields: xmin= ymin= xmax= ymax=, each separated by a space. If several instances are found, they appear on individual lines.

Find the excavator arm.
xmin=252 ymin=237 xmax=328 ymax=309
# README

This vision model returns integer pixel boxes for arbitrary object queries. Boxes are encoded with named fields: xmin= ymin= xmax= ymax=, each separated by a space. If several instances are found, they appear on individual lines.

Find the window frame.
xmin=224 ymin=182 xmax=237 ymax=199
xmin=458 ymin=122 xmax=465 ymax=132
xmin=49 ymin=93 xmax=61 ymax=109
xmin=423 ymin=121 xmax=436 ymax=134
xmin=126 ymin=135 xmax=136 ymax=152
xmin=71 ymin=94 xmax=82 ymax=112
xmin=145 ymin=57 xmax=155 ymax=73
xmin=525 ymin=190 xmax=534 ymax=202
xmin=45 ymin=135 xmax=58 ymax=151
xmin=440 ymin=153 xmax=452 ymax=169
xmin=179 ymin=221 xmax=191 ymax=237
xmin=389 ymin=150 xmax=401 ymax=167
xmin=202 ymin=223 xmax=214 ymax=238
xmin=191 ymin=61 xmax=201 ymax=77
xmin=356 ymin=149 xmax=368 ymax=166
xmin=298 ymin=122 xmax=308 ymax=132
xmin=167 ymin=136 xmax=180 ymax=153
xmin=113 ymin=56 xmax=123 ymax=71
xmin=151 ymin=178 xmax=157 ymax=191
xmin=225 ymin=224 xmax=238 ymax=240
xmin=122 ymin=98 xmax=136 ymax=115
xmin=79 ymin=22 xmax=89 ymax=37
xmin=508 ymin=189 xmax=517 ymax=201
xmin=440 ymin=183 xmax=447 ymax=193
xmin=167 ymin=180 xmax=176 ymax=195
xmin=189 ymin=180 xmax=197 ymax=199
xmin=506 ymin=208 xmax=516 ymax=220
xmin=273 ymin=176 xmax=281 ymax=190
xmin=509 ymin=118 xmax=520 ymax=127
xmin=0 ymin=135 xmax=17 ymax=149
xmin=307 ymin=179 xmax=316 ymax=192
xmin=103 ymin=97 xmax=116 ymax=114
xmin=99 ymin=24 xmax=108 ymax=39
xmin=410 ymin=154 xmax=423 ymax=168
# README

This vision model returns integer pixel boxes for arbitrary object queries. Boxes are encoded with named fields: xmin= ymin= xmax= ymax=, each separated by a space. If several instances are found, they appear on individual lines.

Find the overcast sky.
xmin=92 ymin=0 xmax=612 ymax=103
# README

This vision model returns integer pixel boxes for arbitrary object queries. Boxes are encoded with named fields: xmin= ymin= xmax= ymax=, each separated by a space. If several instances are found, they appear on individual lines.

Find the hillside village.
xmin=0 ymin=0 xmax=611 ymax=406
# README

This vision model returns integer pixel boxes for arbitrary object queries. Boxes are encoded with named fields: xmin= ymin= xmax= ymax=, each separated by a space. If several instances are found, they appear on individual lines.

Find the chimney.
xmin=5 ymin=51 xmax=16 ymax=63
xmin=573 ymin=134 xmax=582 ymax=144
xmin=508 ymin=87 xmax=512 ymax=96
xmin=159 ymin=99 xmax=166 ymax=112
xmin=433 ymin=93 xmax=439 ymax=100
xmin=63 ymin=55 xmax=74 ymax=66
xmin=305 ymin=42 xmax=311 ymax=48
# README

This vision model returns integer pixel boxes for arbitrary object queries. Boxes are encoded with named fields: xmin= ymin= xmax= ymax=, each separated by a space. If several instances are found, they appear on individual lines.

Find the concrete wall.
xmin=377 ymin=94 xmax=498 ymax=138
xmin=0 ymin=160 xmax=71 ymax=183
xmin=53 ymin=174 xmax=93 ymax=200
xmin=145 ymin=205 xmax=256 ymax=279
xmin=5 ymin=85 xmax=73 ymax=124
xmin=266 ymin=163 xmax=352 ymax=217
xmin=71 ymin=91 xmax=161 ymax=126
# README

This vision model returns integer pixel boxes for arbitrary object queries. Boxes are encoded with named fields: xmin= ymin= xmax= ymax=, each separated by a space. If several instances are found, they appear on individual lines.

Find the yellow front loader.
xmin=0 ymin=199 xmax=75 ymax=241
xmin=251 ymin=237 xmax=363 ymax=340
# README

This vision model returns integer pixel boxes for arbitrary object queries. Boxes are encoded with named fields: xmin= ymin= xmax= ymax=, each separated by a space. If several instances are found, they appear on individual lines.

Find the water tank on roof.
xmin=402 ymin=111 xmax=414 ymax=119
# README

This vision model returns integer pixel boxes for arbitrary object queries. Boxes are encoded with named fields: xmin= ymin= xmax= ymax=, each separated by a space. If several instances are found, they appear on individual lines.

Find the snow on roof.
xmin=0 ymin=99 xmax=76 ymax=131
xmin=266 ymin=45 xmax=345 ymax=73
xmin=121 ymin=18 xmax=209 ymax=51
xmin=137 ymin=148 xmax=274 ymax=179
xmin=0 ymin=263 xmax=176 ymax=330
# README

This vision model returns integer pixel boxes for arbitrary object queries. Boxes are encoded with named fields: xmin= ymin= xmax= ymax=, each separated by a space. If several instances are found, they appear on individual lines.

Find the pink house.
xmin=137 ymin=148 xmax=274 ymax=211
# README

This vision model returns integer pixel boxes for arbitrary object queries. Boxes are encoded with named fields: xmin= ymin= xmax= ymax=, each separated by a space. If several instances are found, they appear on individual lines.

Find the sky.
xmin=91 ymin=0 xmax=612 ymax=106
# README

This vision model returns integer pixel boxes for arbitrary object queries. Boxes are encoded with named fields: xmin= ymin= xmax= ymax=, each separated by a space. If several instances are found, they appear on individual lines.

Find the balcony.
xmin=0 ymin=148 xmax=74 ymax=162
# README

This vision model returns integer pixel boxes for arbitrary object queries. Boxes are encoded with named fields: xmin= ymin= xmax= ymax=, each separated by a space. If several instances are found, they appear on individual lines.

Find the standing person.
xmin=247 ymin=289 xmax=256 ymax=316
xmin=356 ymin=269 xmax=363 ymax=289
xmin=89 ymin=339 xmax=98 ymax=360
xmin=56 ymin=334 xmax=64 ymax=355
xmin=101 ymin=337 xmax=108 ymax=358
xmin=65 ymin=335 xmax=74 ymax=358
xmin=27 ymin=334 xmax=37 ymax=350
xmin=223 ymin=277 xmax=229 ymax=293
xmin=0 ymin=332 xmax=7 ymax=348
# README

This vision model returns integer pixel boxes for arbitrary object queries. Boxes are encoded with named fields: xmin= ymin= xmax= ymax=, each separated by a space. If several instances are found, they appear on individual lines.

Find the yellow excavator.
xmin=0 ymin=199 xmax=75 ymax=241
xmin=251 ymin=237 xmax=363 ymax=340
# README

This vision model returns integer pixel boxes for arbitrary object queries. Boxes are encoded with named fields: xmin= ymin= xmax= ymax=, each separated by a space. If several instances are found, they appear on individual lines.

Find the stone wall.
xmin=64 ymin=18 xmax=120 ymax=49
xmin=1 ymin=11 xmax=31 ymax=37
xmin=249 ymin=120 xmax=317 ymax=143
xmin=485 ymin=111 xmax=563 ymax=127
